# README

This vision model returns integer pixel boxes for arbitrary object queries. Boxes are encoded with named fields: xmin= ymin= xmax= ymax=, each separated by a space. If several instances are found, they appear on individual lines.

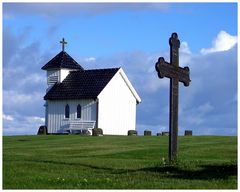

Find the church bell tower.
xmin=41 ymin=38 xmax=84 ymax=92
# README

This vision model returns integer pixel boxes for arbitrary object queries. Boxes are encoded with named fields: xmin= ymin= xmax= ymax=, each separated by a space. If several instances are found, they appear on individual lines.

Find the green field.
xmin=3 ymin=135 xmax=237 ymax=189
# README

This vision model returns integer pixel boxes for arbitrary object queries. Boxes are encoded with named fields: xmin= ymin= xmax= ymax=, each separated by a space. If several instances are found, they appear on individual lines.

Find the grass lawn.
xmin=3 ymin=135 xmax=237 ymax=189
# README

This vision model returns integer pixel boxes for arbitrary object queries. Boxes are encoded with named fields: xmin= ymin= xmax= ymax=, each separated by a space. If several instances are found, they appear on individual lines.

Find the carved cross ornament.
xmin=155 ymin=33 xmax=190 ymax=86
xmin=155 ymin=33 xmax=191 ymax=161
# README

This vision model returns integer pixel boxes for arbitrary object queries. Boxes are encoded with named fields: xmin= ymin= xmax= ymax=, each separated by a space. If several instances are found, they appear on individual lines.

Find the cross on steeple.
xmin=60 ymin=38 xmax=67 ymax=52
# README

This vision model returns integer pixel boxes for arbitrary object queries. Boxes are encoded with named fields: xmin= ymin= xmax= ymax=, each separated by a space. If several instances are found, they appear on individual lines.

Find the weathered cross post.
xmin=60 ymin=38 xmax=67 ymax=52
xmin=155 ymin=33 xmax=191 ymax=162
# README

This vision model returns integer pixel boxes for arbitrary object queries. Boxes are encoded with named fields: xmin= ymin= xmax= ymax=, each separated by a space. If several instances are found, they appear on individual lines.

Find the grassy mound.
xmin=3 ymin=135 xmax=237 ymax=189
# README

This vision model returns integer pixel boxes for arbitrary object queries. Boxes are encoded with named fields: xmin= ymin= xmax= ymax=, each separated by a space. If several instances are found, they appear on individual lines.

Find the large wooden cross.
xmin=60 ymin=38 xmax=67 ymax=52
xmin=155 ymin=33 xmax=191 ymax=161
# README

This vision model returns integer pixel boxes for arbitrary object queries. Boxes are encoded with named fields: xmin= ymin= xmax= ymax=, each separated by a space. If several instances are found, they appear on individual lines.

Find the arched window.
xmin=65 ymin=104 xmax=69 ymax=118
xmin=77 ymin=104 xmax=81 ymax=118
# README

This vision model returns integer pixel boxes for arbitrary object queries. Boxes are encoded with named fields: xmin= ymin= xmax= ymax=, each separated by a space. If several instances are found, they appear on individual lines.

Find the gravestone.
xmin=37 ymin=125 xmax=48 ymax=135
xmin=128 ymin=130 xmax=137 ymax=136
xmin=144 ymin=130 xmax=152 ymax=136
xmin=155 ymin=33 xmax=191 ymax=161
xmin=92 ymin=128 xmax=103 ymax=136
xmin=185 ymin=130 xmax=192 ymax=136
xmin=162 ymin=132 xmax=169 ymax=136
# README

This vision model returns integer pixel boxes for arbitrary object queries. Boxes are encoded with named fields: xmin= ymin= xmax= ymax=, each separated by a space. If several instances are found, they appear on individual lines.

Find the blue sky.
xmin=3 ymin=3 xmax=238 ymax=136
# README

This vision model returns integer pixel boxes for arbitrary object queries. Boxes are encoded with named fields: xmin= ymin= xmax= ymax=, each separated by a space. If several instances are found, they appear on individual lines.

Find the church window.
xmin=77 ymin=104 xmax=81 ymax=118
xmin=65 ymin=104 xmax=69 ymax=118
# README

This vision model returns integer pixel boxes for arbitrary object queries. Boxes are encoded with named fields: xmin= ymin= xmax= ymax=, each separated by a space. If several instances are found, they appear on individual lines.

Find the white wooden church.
xmin=42 ymin=39 xmax=141 ymax=135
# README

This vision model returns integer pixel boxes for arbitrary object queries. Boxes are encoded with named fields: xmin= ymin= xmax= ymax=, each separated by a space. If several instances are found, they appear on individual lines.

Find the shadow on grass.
xmin=27 ymin=159 xmax=237 ymax=181
xmin=139 ymin=164 xmax=237 ymax=180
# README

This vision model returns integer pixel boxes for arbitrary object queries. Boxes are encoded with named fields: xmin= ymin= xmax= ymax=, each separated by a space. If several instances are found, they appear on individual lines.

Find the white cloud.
xmin=200 ymin=31 xmax=237 ymax=55
xmin=3 ymin=114 xmax=45 ymax=136
xmin=3 ymin=90 xmax=44 ymax=118
xmin=3 ymin=26 xmax=46 ymax=135
xmin=84 ymin=57 xmax=96 ymax=62
xmin=25 ymin=116 xmax=45 ymax=123
xmin=4 ymin=70 xmax=45 ymax=90
xmin=146 ymin=76 xmax=169 ymax=93
xmin=183 ymin=103 xmax=214 ymax=126
xmin=3 ymin=114 xmax=14 ymax=121
xmin=19 ymin=73 xmax=45 ymax=86
xmin=197 ymin=102 xmax=214 ymax=114
xmin=180 ymin=41 xmax=191 ymax=54
xmin=4 ymin=90 xmax=42 ymax=106
xmin=185 ymin=115 xmax=204 ymax=126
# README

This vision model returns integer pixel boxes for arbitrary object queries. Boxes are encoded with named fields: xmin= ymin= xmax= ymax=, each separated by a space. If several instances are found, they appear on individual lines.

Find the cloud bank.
xmin=80 ymin=30 xmax=237 ymax=136
xmin=3 ymin=25 xmax=237 ymax=136
xmin=3 ymin=3 xmax=170 ymax=19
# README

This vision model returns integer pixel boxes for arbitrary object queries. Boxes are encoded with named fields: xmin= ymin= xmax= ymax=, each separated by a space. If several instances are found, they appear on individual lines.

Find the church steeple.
xmin=41 ymin=38 xmax=84 ymax=71
xmin=41 ymin=51 xmax=84 ymax=71
xmin=41 ymin=39 xmax=84 ymax=89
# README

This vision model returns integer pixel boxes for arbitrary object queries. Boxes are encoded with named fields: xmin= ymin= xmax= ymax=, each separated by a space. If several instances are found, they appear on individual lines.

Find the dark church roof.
xmin=41 ymin=51 xmax=84 ymax=70
xmin=44 ymin=68 xmax=120 ymax=100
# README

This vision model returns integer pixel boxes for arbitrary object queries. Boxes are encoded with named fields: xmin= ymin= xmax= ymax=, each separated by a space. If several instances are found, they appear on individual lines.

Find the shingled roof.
xmin=41 ymin=51 xmax=84 ymax=70
xmin=44 ymin=68 xmax=120 ymax=100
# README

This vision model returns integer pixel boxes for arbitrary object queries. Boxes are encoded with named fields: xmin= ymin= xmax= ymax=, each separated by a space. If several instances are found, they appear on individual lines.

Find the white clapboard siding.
xmin=47 ymin=99 xmax=97 ymax=133
xmin=97 ymin=69 xmax=139 ymax=135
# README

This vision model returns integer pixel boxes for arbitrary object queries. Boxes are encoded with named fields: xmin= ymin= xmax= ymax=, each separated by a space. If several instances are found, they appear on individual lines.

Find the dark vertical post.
xmin=169 ymin=33 xmax=180 ymax=161
xmin=169 ymin=77 xmax=179 ymax=161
